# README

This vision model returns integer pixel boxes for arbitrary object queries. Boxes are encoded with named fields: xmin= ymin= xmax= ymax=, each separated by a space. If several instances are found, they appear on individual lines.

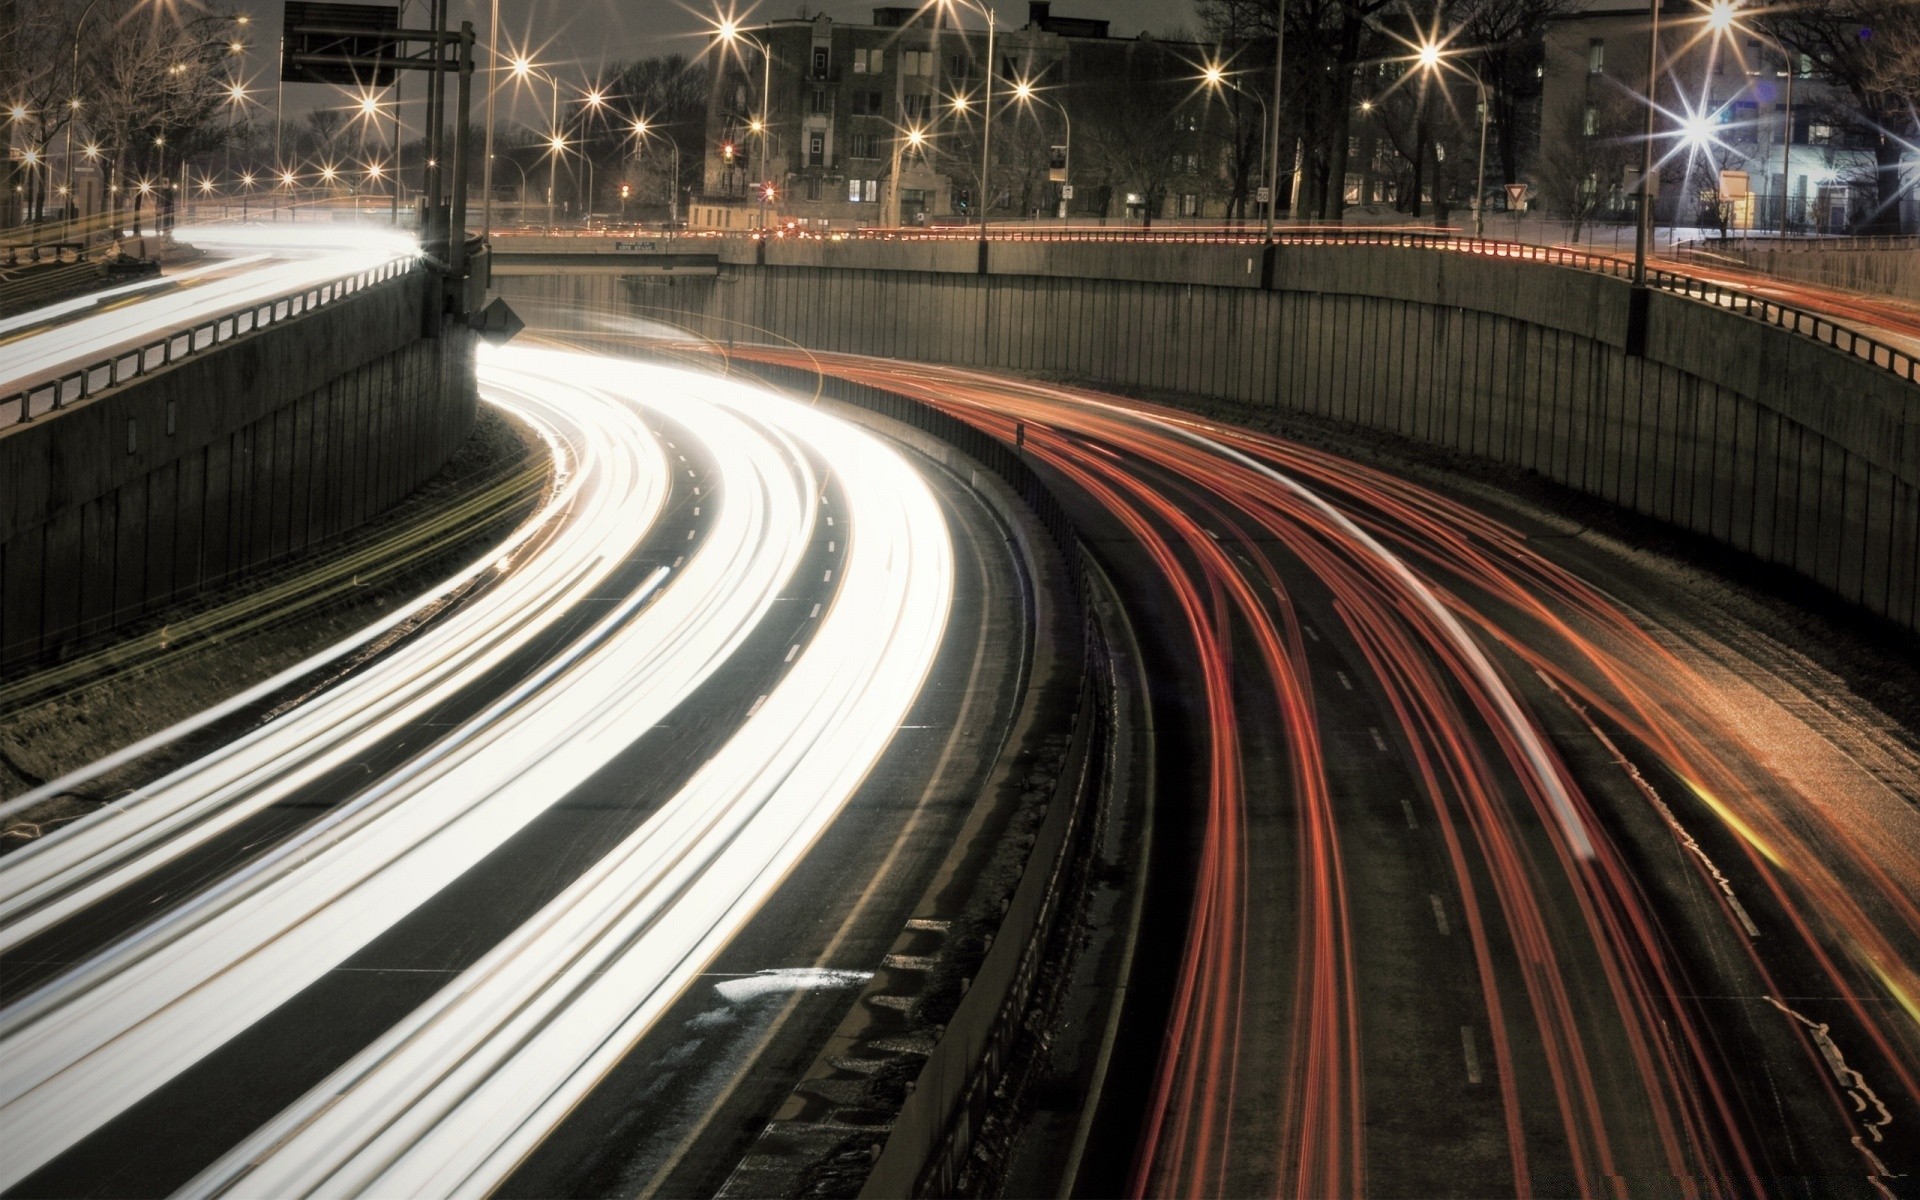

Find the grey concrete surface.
xmin=0 ymin=274 xmax=476 ymax=672
xmin=497 ymin=241 xmax=1919 ymax=634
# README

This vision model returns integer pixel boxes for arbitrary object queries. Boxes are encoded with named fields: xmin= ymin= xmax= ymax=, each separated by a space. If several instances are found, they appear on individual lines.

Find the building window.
xmin=852 ymin=90 xmax=885 ymax=115
xmin=849 ymin=178 xmax=878 ymax=202
xmin=1583 ymin=103 xmax=1598 ymax=136
xmin=850 ymin=133 xmax=878 ymax=158
xmin=811 ymin=89 xmax=828 ymax=115
xmin=812 ymin=47 xmax=830 ymax=76
xmin=806 ymin=175 xmax=822 ymax=200
xmin=902 ymin=94 xmax=931 ymax=120
xmin=904 ymin=50 xmax=934 ymax=77
xmin=1588 ymin=38 xmax=1605 ymax=74
xmin=1180 ymin=193 xmax=1198 ymax=217
xmin=1808 ymin=122 xmax=1832 ymax=145
xmin=809 ymin=133 xmax=824 ymax=166
xmin=853 ymin=47 xmax=885 ymax=73
xmin=1344 ymin=174 xmax=1363 ymax=204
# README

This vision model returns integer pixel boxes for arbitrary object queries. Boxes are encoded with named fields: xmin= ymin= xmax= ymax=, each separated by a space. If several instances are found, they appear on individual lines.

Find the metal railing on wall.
xmin=0 ymin=255 xmax=420 ymax=432
xmin=759 ymin=225 xmax=1920 ymax=388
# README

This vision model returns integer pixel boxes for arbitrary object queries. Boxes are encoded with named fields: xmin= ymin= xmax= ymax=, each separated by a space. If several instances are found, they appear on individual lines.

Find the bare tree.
xmin=1076 ymin=39 xmax=1208 ymax=224
xmin=1762 ymin=0 xmax=1920 ymax=232
xmin=76 ymin=0 xmax=237 ymax=231
xmin=1533 ymin=86 xmax=1638 ymax=240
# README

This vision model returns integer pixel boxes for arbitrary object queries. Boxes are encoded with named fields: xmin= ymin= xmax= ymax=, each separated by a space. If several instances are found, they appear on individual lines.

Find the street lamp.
xmin=715 ymin=18 xmax=774 ymax=231
xmin=1011 ymin=79 xmax=1072 ymax=224
xmin=632 ymin=117 xmax=682 ymax=227
xmin=1701 ymin=0 xmax=1796 ymax=237
xmin=1415 ymin=39 xmax=1490 ymax=239
xmin=938 ymin=0 xmax=997 ymax=235
xmin=1199 ymin=61 xmax=1267 ymax=228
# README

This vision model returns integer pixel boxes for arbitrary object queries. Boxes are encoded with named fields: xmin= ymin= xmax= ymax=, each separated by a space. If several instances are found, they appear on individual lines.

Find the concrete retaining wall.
xmin=1704 ymin=244 xmax=1920 ymax=303
xmin=0 ymin=273 xmax=476 ymax=671
xmin=500 ymin=242 xmax=1920 ymax=633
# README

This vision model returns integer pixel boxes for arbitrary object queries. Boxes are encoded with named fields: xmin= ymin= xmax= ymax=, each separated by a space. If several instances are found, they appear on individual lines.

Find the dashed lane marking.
xmin=1462 ymin=1026 xmax=1483 ymax=1084
xmin=1429 ymin=894 xmax=1451 ymax=936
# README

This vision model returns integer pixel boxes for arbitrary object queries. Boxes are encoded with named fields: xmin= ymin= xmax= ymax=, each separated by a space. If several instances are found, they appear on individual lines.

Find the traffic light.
xmin=619 ymin=183 xmax=631 ymax=199
xmin=722 ymin=142 xmax=735 ymax=163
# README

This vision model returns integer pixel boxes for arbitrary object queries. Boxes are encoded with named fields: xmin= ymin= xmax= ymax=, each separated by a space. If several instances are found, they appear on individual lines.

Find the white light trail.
xmin=0 ymin=350 xmax=953 ymax=1194
xmin=0 ymin=222 xmax=418 ymax=393
xmin=184 ymin=356 xmax=952 ymax=1199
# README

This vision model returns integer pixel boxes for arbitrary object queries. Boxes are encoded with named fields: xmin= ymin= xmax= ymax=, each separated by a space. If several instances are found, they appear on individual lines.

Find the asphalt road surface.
xmin=730 ymin=347 xmax=1920 ymax=1200
xmin=0 ymin=348 xmax=1045 ymax=1198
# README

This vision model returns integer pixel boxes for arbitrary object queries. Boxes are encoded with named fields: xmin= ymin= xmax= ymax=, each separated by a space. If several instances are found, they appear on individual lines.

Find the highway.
xmin=0 ymin=344 xmax=1008 ymax=1195
xmin=725 ymin=347 xmax=1920 ymax=1199
xmin=0 ymin=224 xmax=419 ymax=402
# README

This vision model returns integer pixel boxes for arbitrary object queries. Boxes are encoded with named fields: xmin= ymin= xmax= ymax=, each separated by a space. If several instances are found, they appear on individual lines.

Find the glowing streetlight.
xmin=630 ymin=116 xmax=683 ymax=225
xmin=713 ymin=13 xmax=774 ymax=231
xmin=1197 ymin=58 xmax=1269 ymax=230
xmin=937 ymin=0 xmax=998 ymax=234
xmin=1414 ymin=40 xmax=1490 ymax=238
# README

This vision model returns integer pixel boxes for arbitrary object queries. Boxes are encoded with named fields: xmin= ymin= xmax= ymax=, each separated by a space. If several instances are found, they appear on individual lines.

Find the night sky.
xmin=230 ymin=0 xmax=1196 ymax=126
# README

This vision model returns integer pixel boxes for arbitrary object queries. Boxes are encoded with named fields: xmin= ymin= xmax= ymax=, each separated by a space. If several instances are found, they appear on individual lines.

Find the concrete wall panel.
xmin=497 ymin=245 xmax=1920 ymax=631
xmin=0 ymin=274 xmax=476 ymax=671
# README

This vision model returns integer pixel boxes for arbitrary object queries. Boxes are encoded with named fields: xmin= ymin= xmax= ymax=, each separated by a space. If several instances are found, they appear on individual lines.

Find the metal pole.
xmin=1472 ymin=73 xmax=1488 ymax=238
xmin=483 ymin=0 xmax=498 ymax=237
xmin=979 ymin=8 xmax=994 ymax=235
xmin=1267 ymin=0 xmax=1285 ymax=238
xmin=671 ymin=139 xmax=680 ymax=226
xmin=1633 ymin=0 xmax=1661 ymax=285
xmin=547 ymin=74 xmax=557 ymax=229
xmin=391 ymin=67 xmax=403 ymax=225
xmin=757 ymin=41 xmax=770 ymax=229
xmin=449 ymin=22 xmax=472 ymax=279
xmin=1060 ymin=99 xmax=1071 ymax=224
xmin=275 ymin=38 xmax=285 ymax=161
xmin=1780 ymin=50 xmax=1793 ymax=237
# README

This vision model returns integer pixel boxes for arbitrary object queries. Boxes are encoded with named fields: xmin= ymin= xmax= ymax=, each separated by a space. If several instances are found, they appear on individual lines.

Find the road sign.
xmin=1061 ymin=184 xmax=1075 ymax=200
xmin=1257 ymin=186 xmax=1271 ymax=204
xmin=1048 ymin=145 xmax=1067 ymax=183
xmin=1504 ymin=182 xmax=1528 ymax=211
xmin=281 ymin=3 xmax=400 ymax=86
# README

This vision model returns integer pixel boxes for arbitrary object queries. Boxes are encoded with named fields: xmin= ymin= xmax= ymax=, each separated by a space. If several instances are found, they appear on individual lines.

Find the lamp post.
xmin=632 ymin=118 xmax=682 ymax=227
xmin=1268 ymin=0 xmax=1286 ymax=238
xmin=1011 ymin=80 xmax=1071 ymax=224
xmin=939 ymin=0 xmax=996 ymax=235
xmin=1704 ymin=0 xmax=1795 ymax=237
xmin=66 ymin=0 xmax=106 ymax=236
xmin=1416 ymin=40 xmax=1490 ymax=239
xmin=1201 ymin=62 xmax=1267 ymax=228
xmin=483 ymin=0 xmax=499 ymax=236
xmin=509 ymin=57 xmax=562 ymax=227
xmin=1632 ymin=0 xmax=1664 ymax=286
xmin=717 ymin=20 xmax=774 ymax=232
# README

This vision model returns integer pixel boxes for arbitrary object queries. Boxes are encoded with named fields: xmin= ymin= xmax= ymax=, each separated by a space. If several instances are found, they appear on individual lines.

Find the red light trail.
xmin=715 ymin=345 xmax=1919 ymax=1199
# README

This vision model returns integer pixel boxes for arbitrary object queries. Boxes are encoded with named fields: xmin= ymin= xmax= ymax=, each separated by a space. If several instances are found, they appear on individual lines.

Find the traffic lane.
xmin=0 ymin=409 xmax=710 ymax=1006
xmin=1119 ymin=452 xmax=1680 ymax=1195
xmin=493 ymin=446 xmax=1033 ymax=1200
xmin=0 ymin=245 xmax=413 ymax=395
xmin=7 ymin=461 xmax=848 ymax=1200
xmin=1396 ymin=482 xmax=1920 ymax=1190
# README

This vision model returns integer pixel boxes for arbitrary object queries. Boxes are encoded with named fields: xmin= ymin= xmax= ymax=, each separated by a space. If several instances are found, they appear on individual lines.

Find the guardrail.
xmin=0 ymin=255 xmax=419 ymax=432
xmin=764 ymin=225 xmax=1920 ymax=388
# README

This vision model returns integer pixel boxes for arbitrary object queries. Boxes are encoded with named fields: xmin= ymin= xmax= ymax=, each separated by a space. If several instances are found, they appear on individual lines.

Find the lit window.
xmin=1588 ymin=39 xmax=1605 ymax=74
xmin=1583 ymin=103 xmax=1598 ymax=136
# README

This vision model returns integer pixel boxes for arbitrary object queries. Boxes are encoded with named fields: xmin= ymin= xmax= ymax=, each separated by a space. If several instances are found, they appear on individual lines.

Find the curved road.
xmin=0 ymin=346 xmax=1051 ymax=1197
xmin=729 ymin=346 xmax=1920 ymax=1200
